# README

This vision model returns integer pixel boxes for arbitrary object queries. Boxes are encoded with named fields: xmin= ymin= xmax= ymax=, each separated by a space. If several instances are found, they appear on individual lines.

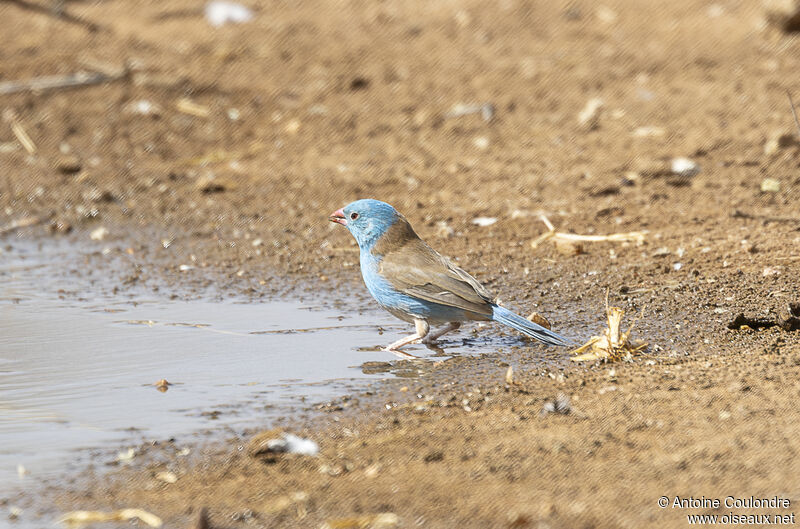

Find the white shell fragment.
xmin=266 ymin=433 xmax=319 ymax=456
xmin=670 ymin=157 xmax=700 ymax=177
xmin=155 ymin=471 xmax=178 ymax=484
xmin=116 ymin=448 xmax=135 ymax=462
xmin=90 ymin=226 xmax=109 ymax=241
xmin=471 ymin=217 xmax=498 ymax=227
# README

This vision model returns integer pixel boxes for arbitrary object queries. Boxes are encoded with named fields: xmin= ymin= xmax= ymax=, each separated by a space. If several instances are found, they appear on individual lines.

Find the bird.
xmin=329 ymin=199 xmax=570 ymax=353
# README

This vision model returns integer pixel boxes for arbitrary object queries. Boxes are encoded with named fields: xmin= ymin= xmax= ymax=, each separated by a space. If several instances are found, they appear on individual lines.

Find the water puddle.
xmin=0 ymin=237 xmax=519 ymax=504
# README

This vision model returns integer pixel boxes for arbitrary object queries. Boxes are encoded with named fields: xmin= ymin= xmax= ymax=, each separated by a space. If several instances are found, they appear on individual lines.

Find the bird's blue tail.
xmin=491 ymin=305 xmax=571 ymax=347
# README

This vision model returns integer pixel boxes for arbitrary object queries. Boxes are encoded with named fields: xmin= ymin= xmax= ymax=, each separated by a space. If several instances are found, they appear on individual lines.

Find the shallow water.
xmin=0 ymin=237 xmax=499 ymax=503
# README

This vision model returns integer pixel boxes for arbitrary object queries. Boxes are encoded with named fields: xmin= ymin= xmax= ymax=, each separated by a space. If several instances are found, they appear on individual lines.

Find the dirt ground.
xmin=2 ymin=0 xmax=800 ymax=527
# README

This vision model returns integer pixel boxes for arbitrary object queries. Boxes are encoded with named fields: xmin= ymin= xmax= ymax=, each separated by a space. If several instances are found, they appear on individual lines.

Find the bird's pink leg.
xmin=383 ymin=318 xmax=430 ymax=353
xmin=422 ymin=322 xmax=461 ymax=344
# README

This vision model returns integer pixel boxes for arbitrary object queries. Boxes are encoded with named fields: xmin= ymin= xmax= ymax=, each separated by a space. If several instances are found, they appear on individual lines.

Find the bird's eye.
xmin=350 ymin=212 xmax=359 ymax=220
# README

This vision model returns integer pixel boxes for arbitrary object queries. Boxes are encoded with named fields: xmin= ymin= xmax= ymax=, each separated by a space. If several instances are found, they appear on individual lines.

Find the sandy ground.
xmin=2 ymin=0 xmax=800 ymax=527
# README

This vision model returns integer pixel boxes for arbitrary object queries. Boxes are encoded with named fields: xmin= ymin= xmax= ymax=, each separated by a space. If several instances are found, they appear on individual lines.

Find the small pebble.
xmin=671 ymin=157 xmax=700 ymax=177
xmin=471 ymin=217 xmax=497 ymax=227
xmin=760 ymin=178 xmax=781 ymax=192
xmin=90 ymin=227 xmax=109 ymax=241
xmin=578 ymin=97 xmax=604 ymax=130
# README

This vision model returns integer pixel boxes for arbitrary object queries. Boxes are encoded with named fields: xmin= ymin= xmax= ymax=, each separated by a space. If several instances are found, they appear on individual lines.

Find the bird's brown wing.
xmin=378 ymin=238 xmax=494 ymax=317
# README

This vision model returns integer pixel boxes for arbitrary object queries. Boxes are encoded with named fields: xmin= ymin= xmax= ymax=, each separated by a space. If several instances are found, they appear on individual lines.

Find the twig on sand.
xmin=9 ymin=119 xmax=36 ymax=154
xmin=6 ymin=0 xmax=106 ymax=32
xmin=444 ymin=103 xmax=495 ymax=122
xmin=0 ymin=214 xmax=51 ymax=236
xmin=56 ymin=508 xmax=162 ymax=528
xmin=530 ymin=214 xmax=648 ymax=250
xmin=4 ymin=109 xmax=37 ymax=154
xmin=788 ymin=91 xmax=800 ymax=139
xmin=0 ymin=66 xmax=129 ymax=96
xmin=731 ymin=209 xmax=800 ymax=224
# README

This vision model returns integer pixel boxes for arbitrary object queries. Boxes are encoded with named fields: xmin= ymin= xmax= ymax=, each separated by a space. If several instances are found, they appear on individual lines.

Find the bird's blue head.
xmin=329 ymin=199 xmax=402 ymax=250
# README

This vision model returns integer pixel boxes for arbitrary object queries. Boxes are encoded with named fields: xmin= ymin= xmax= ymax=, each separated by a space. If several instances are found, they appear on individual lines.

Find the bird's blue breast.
xmin=359 ymin=253 xmax=471 ymax=324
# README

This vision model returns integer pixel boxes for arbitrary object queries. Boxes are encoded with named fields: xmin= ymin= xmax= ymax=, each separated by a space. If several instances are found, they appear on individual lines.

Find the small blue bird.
xmin=329 ymin=199 xmax=570 ymax=352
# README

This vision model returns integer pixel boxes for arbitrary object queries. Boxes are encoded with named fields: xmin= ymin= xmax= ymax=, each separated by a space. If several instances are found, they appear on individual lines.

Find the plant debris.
xmin=727 ymin=313 xmax=777 ymax=330
xmin=570 ymin=303 xmax=647 ymax=362
xmin=176 ymin=98 xmax=210 ymax=118
xmin=530 ymin=215 xmax=647 ymax=251
xmin=578 ymin=97 xmax=603 ymax=130
xmin=526 ymin=312 xmax=552 ymax=329
xmin=321 ymin=512 xmax=399 ymax=529
xmin=0 ymin=214 xmax=51 ymax=236
xmin=0 ymin=67 xmax=125 ymax=96
xmin=444 ymin=102 xmax=495 ymax=122
xmin=727 ymin=305 xmax=800 ymax=332
xmin=57 ymin=508 xmax=162 ymax=528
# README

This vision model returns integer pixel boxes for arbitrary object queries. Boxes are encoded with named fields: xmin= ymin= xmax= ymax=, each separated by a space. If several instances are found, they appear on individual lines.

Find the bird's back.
xmin=369 ymin=217 xmax=494 ymax=319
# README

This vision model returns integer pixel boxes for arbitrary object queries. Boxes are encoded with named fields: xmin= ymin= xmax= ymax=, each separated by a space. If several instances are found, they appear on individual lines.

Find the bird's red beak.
xmin=329 ymin=208 xmax=347 ymax=226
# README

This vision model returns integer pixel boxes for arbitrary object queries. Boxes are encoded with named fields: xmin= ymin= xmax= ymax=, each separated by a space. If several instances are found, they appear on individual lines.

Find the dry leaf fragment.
xmin=505 ymin=366 xmax=514 ymax=385
xmin=570 ymin=304 xmax=647 ymax=362
xmin=526 ymin=312 xmax=552 ymax=329
xmin=57 ymin=508 xmax=163 ymax=528
xmin=262 ymin=491 xmax=308 ymax=514
xmin=578 ymin=97 xmax=604 ymax=130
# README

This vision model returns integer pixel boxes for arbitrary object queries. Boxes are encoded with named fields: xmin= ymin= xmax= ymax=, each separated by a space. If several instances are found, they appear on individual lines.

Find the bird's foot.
xmin=423 ymin=322 xmax=461 ymax=344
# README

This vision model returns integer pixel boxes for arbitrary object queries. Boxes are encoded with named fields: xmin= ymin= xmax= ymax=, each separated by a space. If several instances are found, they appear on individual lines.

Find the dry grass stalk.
xmin=57 ymin=508 xmax=162 ymax=528
xmin=789 ymin=91 xmax=800 ymax=138
xmin=177 ymin=140 xmax=266 ymax=167
xmin=570 ymin=301 xmax=647 ymax=362
xmin=530 ymin=215 xmax=647 ymax=250
xmin=0 ymin=68 xmax=125 ymax=96
xmin=0 ymin=214 xmax=50 ymax=235
xmin=9 ymin=120 xmax=36 ymax=154
xmin=176 ymin=98 xmax=211 ymax=118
